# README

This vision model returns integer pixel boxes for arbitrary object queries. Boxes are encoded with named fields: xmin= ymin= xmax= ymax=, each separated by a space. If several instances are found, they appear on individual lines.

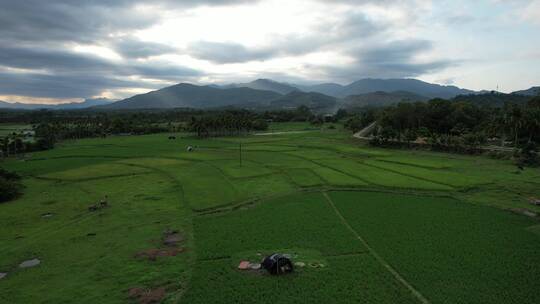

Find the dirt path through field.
xmin=353 ymin=122 xmax=377 ymax=139
xmin=254 ymin=130 xmax=316 ymax=136
xmin=323 ymin=192 xmax=431 ymax=304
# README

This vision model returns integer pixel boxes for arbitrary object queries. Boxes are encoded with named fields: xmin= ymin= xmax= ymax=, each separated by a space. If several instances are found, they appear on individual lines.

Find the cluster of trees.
xmin=0 ymin=109 xmax=207 ymax=157
xmin=343 ymin=109 xmax=377 ymax=133
xmin=372 ymin=99 xmax=489 ymax=150
xmin=260 ymin=105 xmax=316 ymax=122
xmin=0 ymin=168 xmax=22 ymax=203
xmin=1 ymin=134 xmax=52 ymax=158
xmin=344 ymin=96 xmax=540 ymax=164
xmin=187 ymin=111 xmax=268 ymax=137
xmin=0 ymin=106 xmax=328 ymax=153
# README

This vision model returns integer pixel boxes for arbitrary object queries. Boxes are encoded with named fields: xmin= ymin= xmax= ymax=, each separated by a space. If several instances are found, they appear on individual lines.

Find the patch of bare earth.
xmin=134 ymin=248 xmax=185 ymax=261
xmin=128 ymin=287 xmax=166 ymax=304
xmin=134 ymin=229 xmax=185 ymax=261
xmin=509 ymin=208 xmax=538 ymax=218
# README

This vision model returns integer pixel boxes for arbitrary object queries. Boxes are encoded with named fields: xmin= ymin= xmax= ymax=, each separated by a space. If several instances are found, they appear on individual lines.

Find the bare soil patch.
xmin=509 ymin=208 xmax=538 ymax=218
xmin=162 ymin=229 xmax=184 ymax=247
xmin=135 ymin=248 xmax=185 ymax=261
xmin=128 ymin=287 xmax=166 ymax=304
xmin=134 ymin=229 xmax=186 ymax=261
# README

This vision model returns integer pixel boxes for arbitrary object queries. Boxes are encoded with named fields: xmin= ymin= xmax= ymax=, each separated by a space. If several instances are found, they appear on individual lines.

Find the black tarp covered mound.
xmin=261 ymin=253 xmax=294 ymax=275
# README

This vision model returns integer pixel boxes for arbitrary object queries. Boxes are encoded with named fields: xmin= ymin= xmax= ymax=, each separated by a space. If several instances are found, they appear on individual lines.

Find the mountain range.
xmin=224 ymin=79 xmax=298 ymax=95
xmin=104 ymin=83 xmax=281 ymax=109
xmin=1 ymin=78 xmax=538 ymax=111
xmin=344 ymin=91 xmax=430 ymax=108
xmin=0 ymin=98 xmax=113 ymax=110
xmin=299 ymin=78 xmax=475 ymax=99
xmin=512 ymin=86 xmax=540 ymax=96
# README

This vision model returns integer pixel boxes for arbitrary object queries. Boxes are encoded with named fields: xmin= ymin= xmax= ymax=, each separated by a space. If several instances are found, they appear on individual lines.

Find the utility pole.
xmin=239 ymin=143 xmax=242 ymax=167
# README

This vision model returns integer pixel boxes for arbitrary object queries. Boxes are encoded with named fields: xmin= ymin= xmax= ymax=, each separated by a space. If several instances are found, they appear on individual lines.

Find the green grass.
xmin=182 ymin=255 xmax=418 ymax=304
xmin=41 ymin=162 xmax=152 ymax=181
xmin=266 ymin=122 xmax=319 ymax=132
xmin=175 ymin=162 xmax=240 ymax=211
xmin=1 ymin=124 xmax=540 ymax=303
xmin=285 ymin=168 xmax=324 ymax=187
xmin=320 ymin=159 xmax=452 ymax=190
xmin=0 ymin=124 xmax=31 ymax=137
xmin=311 ymin=166 xmax=368 ymax=186
xmin=0 ymin=174 xmax=191 ymax=304
xmin=362 ymin=159 xmax=485 ymax=188
xmin=210 ymin=159 xmax=275 ymax=178
xmin=330 ymin=191 xmax=540 ymax=304
xmin=193 ymin=192 xmax=364 ymax=259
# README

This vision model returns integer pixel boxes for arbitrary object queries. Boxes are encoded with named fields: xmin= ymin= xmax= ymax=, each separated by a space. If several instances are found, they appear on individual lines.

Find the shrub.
xmin=516 ymin=142 xmax=539 ymax=167
xmin=0 ymin=168 xmax=23 ymax=203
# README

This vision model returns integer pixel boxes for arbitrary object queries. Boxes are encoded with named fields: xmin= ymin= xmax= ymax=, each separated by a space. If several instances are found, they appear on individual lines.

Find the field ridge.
xmin=323 ymin=191 xmax=431 ymax=304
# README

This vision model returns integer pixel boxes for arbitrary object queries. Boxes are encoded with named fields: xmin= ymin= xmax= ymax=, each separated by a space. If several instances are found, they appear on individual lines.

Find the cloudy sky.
xmin=0 ymin=0 xmax=539 ymax=104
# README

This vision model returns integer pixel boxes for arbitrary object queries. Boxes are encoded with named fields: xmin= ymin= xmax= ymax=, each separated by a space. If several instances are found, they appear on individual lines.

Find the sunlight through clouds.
xmin=0 ymin=0 xmax=538 ymax=103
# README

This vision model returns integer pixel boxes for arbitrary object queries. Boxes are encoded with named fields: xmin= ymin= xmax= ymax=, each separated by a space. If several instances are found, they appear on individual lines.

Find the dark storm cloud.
xmin=110 ymin=38 xmax=177 ymax=59
xmin=0 ymin=0 xmax=454 ymax=100
xmin=321 ymin=39 xmax=455 ymax=80
xmin=127 ymin=64 xmax=202 ymax=80
xmin=0 ymin=45 xmax=200 ymax=78
xmin=0 ymin=0 xmax=254 ymax=44
xmin=359 ymin=40 xmax=434 ymax=65
xmin=0 ymin=45 xmax=200 ymax=98
xmin=0 ymin=46 xmax=113 ymax=72
xmin=188 ymin=41 xmax=276 ymax=63
xmin=0 ymin=1 xmax=155 ymax=44
xmin=0 ymin=72 xmax=144 ymax=99
xmin=0 ymin=0 xmax=253 ymax=99
xmin=188 ymin=11 xmax=389 ymax=64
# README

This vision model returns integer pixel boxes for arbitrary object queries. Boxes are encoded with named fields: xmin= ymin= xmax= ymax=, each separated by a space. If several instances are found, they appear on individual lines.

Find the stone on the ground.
xmin=0 ymin=272 xmax=7 ymax=280
xmin=19 ymin=258 xmax=40 ymax=268
xmin=238 ymin=261 xmax=250 ymax=270
xmin=249 ymin=263 xmax=261 ymax=270
xmin=294 ymin=262 xmax=305 ymax=267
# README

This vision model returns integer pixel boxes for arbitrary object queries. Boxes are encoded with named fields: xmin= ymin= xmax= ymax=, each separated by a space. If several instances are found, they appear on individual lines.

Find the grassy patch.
xmin=0 ymin=174 xmax=191 ymax=304
xmin=40 ymin=163 xmax=151 ymax=181
xmin=210 ymin=160 xmax=275 ymax=178
xmin=320 ymin=159 xmax=451 ymax=190
xmin=286 ymin=168 xmax=324 ymax=187
xmin=363 ymin=159 xmax=484 ymax=188
xmin=175 ymin=163 xmax=240 ymax=211
xmin=182 ymin=254 xmax=418 ymax=304
xmin=330 ymin=191 xmax=540 ymax=304
xmin=193 ymin=192 xmax=364 ymax=260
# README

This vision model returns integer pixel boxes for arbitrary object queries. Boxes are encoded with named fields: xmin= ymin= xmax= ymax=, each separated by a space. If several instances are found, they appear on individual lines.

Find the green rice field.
xmin=1 ymin=124 xmax=539 ymax=303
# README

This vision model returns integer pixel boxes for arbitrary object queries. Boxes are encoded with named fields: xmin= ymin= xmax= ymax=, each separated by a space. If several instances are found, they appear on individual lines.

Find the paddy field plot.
xmin=1 ymin=126 xmax=540 ymax=303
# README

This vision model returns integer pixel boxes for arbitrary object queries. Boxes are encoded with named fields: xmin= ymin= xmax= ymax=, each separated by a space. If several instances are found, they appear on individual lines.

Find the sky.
xmin=0 ymin=0 xmax=539 ymax=104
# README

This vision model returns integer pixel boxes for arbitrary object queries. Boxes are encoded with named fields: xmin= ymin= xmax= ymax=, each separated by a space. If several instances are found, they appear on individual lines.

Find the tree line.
xmin=187 ymin=111 xmax=268 ymax=137
xmin=344 ymin=96 xmax=540 ymax=165
xmin=0 ymin=168 xmax=22 ymax=203
xmin=1 ymin=107 xmax=328 ymax=157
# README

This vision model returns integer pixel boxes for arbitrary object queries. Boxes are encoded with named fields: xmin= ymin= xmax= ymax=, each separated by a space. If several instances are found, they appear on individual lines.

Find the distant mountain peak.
xmin=512 ymin=86 xmax=540 ymax=96
xmin=102 ymin=83 xmax=282 ymax=110
xmin=0 ymin=98 xmax=114 ymax=110
xmin=227 ymin=79 xmax=298 ymax=95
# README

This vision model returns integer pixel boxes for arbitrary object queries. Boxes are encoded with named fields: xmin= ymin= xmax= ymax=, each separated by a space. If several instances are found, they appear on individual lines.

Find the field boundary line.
xmin=322 ymin=192 xmax=431 ymax=304
xmin=33 ymin=171 xmax=153 ymax=183
xmin=356 ymin=160 xmax=455 ymax=189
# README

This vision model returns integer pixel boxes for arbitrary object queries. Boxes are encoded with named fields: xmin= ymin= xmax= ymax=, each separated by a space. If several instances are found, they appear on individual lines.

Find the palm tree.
xmin=525 ymin=108 xmax=540 ymax=143
xmin=503 ymin=103 xmax=523 ymax=149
